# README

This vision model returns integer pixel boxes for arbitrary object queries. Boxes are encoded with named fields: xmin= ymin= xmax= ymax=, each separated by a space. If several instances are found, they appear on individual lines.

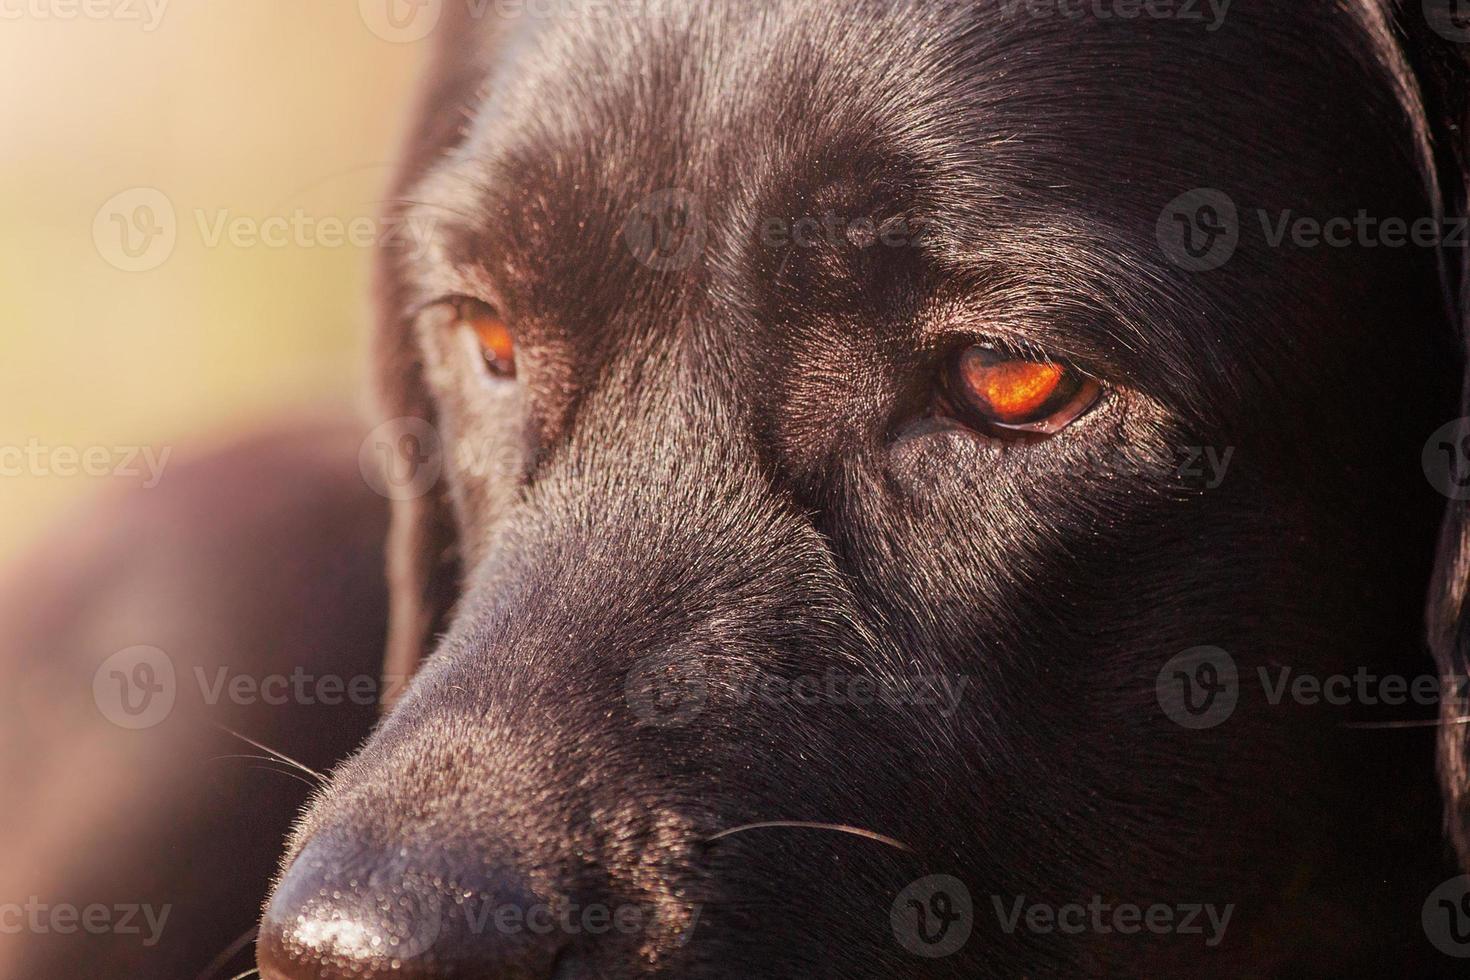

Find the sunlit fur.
xmin=256 ymin=2 xmax=1470 ymax=977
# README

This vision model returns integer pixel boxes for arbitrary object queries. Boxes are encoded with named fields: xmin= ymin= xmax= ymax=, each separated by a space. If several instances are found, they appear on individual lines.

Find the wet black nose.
xmin=257 ymin=838 xmax=565 ymax=979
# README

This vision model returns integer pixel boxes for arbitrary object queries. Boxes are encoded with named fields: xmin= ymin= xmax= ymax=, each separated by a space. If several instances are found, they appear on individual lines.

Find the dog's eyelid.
xmin=927 ymin=328 xmax=1106 ymax=386
xmin=919 ymin=281 xmax=1135 ymax=378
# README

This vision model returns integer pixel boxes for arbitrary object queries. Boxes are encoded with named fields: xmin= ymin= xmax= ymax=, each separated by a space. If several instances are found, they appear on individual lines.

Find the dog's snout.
xmin=257 ymin=838 xmax=565 ymax=980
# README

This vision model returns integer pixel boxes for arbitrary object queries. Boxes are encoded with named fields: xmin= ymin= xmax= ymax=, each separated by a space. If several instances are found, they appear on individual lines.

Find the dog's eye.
xmin=453 ymin=298 xmax=516 ymax=380
xmin=943 ymin=346 xmax=1100 ymax=437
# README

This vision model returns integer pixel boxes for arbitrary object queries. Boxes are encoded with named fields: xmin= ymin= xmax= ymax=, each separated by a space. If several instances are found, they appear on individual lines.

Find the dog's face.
xmin=260 ymin=3 xmax=1468 ymax=977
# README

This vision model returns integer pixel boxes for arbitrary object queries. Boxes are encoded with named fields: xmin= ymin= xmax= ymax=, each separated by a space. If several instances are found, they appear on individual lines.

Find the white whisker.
xmin=215 ymin=724 xmax=327 ymax=784
xmin=706 ymin=821 xmax=914 ymax=854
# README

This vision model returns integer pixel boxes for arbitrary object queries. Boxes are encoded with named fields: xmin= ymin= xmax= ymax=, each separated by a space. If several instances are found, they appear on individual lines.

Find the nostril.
xmin=257 ymin=838 xmax=566 ymax=979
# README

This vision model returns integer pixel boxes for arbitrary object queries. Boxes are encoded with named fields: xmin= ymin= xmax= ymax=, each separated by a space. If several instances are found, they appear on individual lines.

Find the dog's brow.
xmin=394 ymin=154 xmax=1231 ymax=426
xmin=390 ymin=162 xmax=506 ymax=314
xmin=923 ymin=222 xmax=1233 ymax=416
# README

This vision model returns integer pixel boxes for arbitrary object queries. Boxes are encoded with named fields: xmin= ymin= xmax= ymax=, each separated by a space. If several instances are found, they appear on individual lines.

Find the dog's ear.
xmin=371 ymin=14 xmax=495 ymax=705
xmin=371 ymin=313 xmax=460 ymax=705
xmin=371 ymin=381 xmax=460 ymax=709
xmin=1393 ymin=2 xmax=1470 ymax=865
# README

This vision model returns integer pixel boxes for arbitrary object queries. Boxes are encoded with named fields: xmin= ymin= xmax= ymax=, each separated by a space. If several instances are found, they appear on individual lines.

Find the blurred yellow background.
xmin=0 ymin=2 xmax=426 ymax=559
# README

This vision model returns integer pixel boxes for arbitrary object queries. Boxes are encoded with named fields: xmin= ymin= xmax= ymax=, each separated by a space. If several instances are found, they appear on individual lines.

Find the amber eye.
xmin=944 ymin=346 xmax=1100 ymax=437
xmin=455 ymin=298 xmax=515 ymax=379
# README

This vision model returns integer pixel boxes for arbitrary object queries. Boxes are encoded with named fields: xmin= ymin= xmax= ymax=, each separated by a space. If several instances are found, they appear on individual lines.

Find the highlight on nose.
xmin=257 ymin=838 xmax=565 ymax=979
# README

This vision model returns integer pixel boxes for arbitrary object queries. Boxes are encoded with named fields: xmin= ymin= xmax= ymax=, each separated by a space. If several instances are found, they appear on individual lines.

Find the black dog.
xmin=247 ymin=0 xmax=1470 ymax=975
xmin=7 ymin=1 xmax=1470 ymax=977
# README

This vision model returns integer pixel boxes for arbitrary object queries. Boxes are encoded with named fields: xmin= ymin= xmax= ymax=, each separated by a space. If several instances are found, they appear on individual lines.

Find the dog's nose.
xmin=256 ymin=838 xmax=565 ymax=979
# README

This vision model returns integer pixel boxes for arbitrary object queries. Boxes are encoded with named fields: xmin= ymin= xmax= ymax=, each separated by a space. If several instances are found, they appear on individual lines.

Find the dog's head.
xmin=260 ymin=2 xmax=1470 ymax=976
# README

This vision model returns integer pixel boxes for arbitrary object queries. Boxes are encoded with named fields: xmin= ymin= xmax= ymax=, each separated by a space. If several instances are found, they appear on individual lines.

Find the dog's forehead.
xmin=427 ymin=2 xmax=1403 ymax=221
xmin=402 ymin=1 xmax=1423 ymax=399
